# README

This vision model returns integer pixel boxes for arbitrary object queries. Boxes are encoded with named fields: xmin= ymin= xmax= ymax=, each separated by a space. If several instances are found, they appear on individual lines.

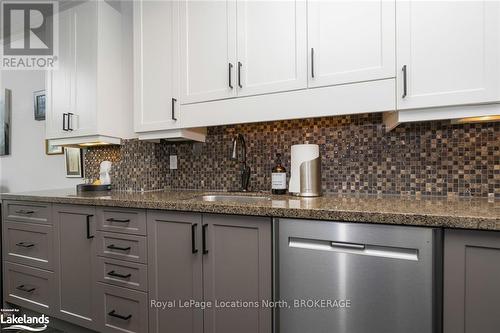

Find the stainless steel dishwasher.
xmin=275 ymin=218 xmax=442 ymax=333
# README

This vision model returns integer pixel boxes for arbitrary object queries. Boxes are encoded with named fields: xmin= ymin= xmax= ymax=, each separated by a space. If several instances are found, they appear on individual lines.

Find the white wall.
xmin=0 ymin=70 xmax=81 ymax=193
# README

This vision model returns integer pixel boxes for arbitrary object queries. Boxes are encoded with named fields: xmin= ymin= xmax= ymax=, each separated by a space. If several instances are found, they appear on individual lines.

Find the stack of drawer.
xmin=94 ymin=207 xmax=149 ymax=333
xmin=2 ymin=201 xmax=56 ymax=314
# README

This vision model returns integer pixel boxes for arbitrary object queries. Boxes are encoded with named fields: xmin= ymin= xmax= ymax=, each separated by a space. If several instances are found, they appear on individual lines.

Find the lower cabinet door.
xmin=444 ymin=229 xmax=500 ymax=333
xmin=147 ymin=211 xmax=203 ymax=333
xmin=202 ymin=214 xmax=272 ymax=333
xmin=4 ymin=262 xmax=56 ymax=315
xmin=96 ymin=283 xmax=148 ymax=333
xmin=54 ymin=204 xmax=99 ymax=330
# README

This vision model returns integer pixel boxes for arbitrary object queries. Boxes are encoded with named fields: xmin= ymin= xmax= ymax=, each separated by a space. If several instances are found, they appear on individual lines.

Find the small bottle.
xmin=272 ymin=153 xmax=287 ymax=195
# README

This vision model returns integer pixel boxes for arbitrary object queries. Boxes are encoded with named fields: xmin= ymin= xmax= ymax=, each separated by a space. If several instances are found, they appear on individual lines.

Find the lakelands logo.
xmin=1 ymin=1 xmax=59 ymax=69
xmin=0 ymin=312 xmax=49 ymax=331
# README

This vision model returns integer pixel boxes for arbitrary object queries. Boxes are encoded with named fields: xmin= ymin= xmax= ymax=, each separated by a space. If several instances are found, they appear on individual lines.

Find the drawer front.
xmin=97 ymin=207 xmax=146 ymax=235
xmin=96 ymin=257 xmax=148 ymax=292
xmin=98 ymin=232 xmax=147 ymax=264
xmin=3 ymin=221 xmax=54 ymax=270
xmin=3 ymin=201 xmax=51 ymax=224
xmin=4 ymin=262 xmax=55 ymax=314
xmin=97 ymin=283 xmax=148 ymax=333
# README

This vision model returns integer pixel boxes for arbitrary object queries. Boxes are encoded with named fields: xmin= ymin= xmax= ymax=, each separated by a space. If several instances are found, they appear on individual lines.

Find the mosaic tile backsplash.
xmin=84 ymin=113 xmax=499 ymax=197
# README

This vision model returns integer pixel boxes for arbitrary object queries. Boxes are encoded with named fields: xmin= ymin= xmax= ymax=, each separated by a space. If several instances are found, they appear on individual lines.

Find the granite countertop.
xmin=1 ymin=189 xmax=499 ymax=230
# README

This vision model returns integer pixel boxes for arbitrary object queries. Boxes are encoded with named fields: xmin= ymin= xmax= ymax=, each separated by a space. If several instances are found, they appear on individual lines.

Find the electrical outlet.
xmin=170 ymin=155 xmax=178 ymax=170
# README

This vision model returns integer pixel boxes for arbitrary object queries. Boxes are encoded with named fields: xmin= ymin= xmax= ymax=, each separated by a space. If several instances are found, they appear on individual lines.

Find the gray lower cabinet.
xmin=444 ymin=229 xmax=500 ymax=333
xmin=148 ymin=211 xmax=203 ymax=333
xmin=3 ymin=261 xmax=56 ymax=314
xmin=53 ymin=204 xmax=100 ymax=331
xmin=203 ymin=214 xmax=272 ymax=333
xmin=147 ymin=211 xmax=272 ymax=333
xmin=96 ymin=282 xmax=149 ymax=333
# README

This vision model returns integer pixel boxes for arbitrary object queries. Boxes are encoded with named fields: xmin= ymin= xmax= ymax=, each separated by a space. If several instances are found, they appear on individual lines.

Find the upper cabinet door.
xmin=307 ymin=0 xmax=395 ymax=88
xmin=236 ymin=0 xmax=307 ymax=97
xmin=72 ymin=1 xmax=98 ymax=135
xmin=134 ymin=0 xmax=180 ymax=132
xmin=46 ymin=9 xmax=73 ymax=139
xmin=397 ymin=1 xmax=500 ymax=110
xmin=180 ymin=0 xmax=237 ymax=104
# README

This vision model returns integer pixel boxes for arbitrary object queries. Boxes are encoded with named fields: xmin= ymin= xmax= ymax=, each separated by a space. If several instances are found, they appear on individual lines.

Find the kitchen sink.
xmin=193 ymin=194 xmax=272 ymax=204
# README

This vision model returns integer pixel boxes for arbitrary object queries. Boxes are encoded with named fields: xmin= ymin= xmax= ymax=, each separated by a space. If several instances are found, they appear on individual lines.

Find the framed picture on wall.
xmin=65 ymin=147 xmax=84 ymax=178
xmin=34 ymin=90 xmax=46 ymax=121
xmin=0 ymin=89 xmax=12 ymax=156
xmin=45 ymin=140 xmax=63 ymax=155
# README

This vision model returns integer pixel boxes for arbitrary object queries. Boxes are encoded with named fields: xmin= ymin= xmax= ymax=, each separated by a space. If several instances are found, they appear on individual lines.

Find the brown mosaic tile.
xmin=84 ymin=113 xmax=500 ymax=197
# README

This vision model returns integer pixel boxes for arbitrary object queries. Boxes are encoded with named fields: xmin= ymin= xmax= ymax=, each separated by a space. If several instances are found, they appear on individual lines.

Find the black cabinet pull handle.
xmin=202 ymin=224 xmax=208 ymax=254
xmin=16 ymin=242 xmax=35 ymax=248
xmin=311 ymin=48 xmax=315 ymax=78
xmin=15 ymin=210 xmax=35 ymax=215
xmin=108 ymin=310 xmax=132 ymax=321
xmin=238 ymin=62 xmax=243 ymax=88
xmin=402 ymin=65 xmax=407 ymax=98
xmin=106 ymin=218 xmax=131 ymax=223
xmin=107 ymin=244 xmax=131 ymax=251
xmin=16 ymin=285 xmax=36 ymax=293
xmin=171 ymin=98 xmax=177 ymax=121
xmin=86 ymin=215 xmax=94 ymax=239
xmin=228 ymin=63 xmax=233 ymax=89
xmin=107 ymin=270 xmax=132 ymax=279
xmin=63 ymin=113 xmax=68 ymax=131
xmin=191 ymin=223 xmax=198 ymax=254
xmin=67 ymin=112 xmax=74 ymax=131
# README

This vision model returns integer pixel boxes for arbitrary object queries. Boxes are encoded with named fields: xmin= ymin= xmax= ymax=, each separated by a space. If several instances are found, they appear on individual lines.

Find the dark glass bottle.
xmin=271 ymin=153 xmax=287 ymax=195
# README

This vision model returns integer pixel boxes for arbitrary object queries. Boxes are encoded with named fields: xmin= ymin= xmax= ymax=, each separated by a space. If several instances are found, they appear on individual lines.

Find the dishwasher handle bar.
xmin=330 ymin=241 xmax=365 ymax=250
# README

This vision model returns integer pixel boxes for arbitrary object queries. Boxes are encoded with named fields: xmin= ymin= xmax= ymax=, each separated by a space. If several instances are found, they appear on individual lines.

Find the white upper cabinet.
xmin=47 ymin=2 xmax=98 ymax=139
xmin=307 ymin=0 xmax=395 ymax=88
xmin=134 ymin=0 xmax=180 ymax=132
xmin=180 ymin=0 xmax=237 ymax=104
xmin=397 ymin=0 xmax=500 ymax=110
xmin=46 ymin=1 xmax=132 ymax=144
xmin=72 ymin=1 xmax=98 ymax=136
xmin=236 ymin=0 xmax=307 ymax=97
xmin=46 ymin=9 xmax=72 ymax=139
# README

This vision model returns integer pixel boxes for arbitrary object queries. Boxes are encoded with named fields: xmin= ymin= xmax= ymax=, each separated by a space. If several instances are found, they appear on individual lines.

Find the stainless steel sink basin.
xmin=194 ymin=194 xmax=271 ymax=204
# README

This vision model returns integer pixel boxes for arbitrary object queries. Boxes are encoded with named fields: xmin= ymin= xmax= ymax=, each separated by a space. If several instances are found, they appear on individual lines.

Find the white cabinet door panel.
xmin=46 ymin=9 xmax=73 ymax=139
xmin=308 ymin=0 xmax=395 ymax=88
xmin=134 ymin=0 xmax=179 ymax=132
xmin=180 ymin=0 xmax=237 ymax=104
xmin=397 ymin=0 xmax=500 ymax=109
xmin=72 ymin=1 xmax=97 ymax=135
xmin=236 ymin=0 xmax=307 ymax=97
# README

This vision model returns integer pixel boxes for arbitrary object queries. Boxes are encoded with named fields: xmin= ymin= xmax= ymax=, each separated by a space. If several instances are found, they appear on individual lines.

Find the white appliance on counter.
xmin=288 ymin=144 xmax=322 ymax=197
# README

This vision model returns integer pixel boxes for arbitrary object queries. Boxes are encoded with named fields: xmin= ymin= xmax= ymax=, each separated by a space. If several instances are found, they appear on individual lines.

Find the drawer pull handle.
xmin=311 ymin=48 xmax=315 ymax=78
xmin=402 ymin=65 xmax=408 ymax=98
xmin=107 ymin=244 xmax=131 ymax=251
xmin=191 ymin=223 xmax=198 ymax=254
xmin=16 ymin=285 xmax=36 ymax=293
xmin=15 ymin=210 xmax=35 ymax=215
xmin=330 ymin=241 xmax=366 ymax=250
xmin=106 ymin=218 xmax=131 ymax=223
xmin=107 ymin=270 xmax=132 ymax=279
xmin=108 ymin=310 xmax=132 ymax=321
xmin=86 ymin=215 xmax=94 ymax=239
xmin=16 ymin=242 xmax=35 ymax=248
xmin=202 ymin=224 xmax=208 ymax=254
